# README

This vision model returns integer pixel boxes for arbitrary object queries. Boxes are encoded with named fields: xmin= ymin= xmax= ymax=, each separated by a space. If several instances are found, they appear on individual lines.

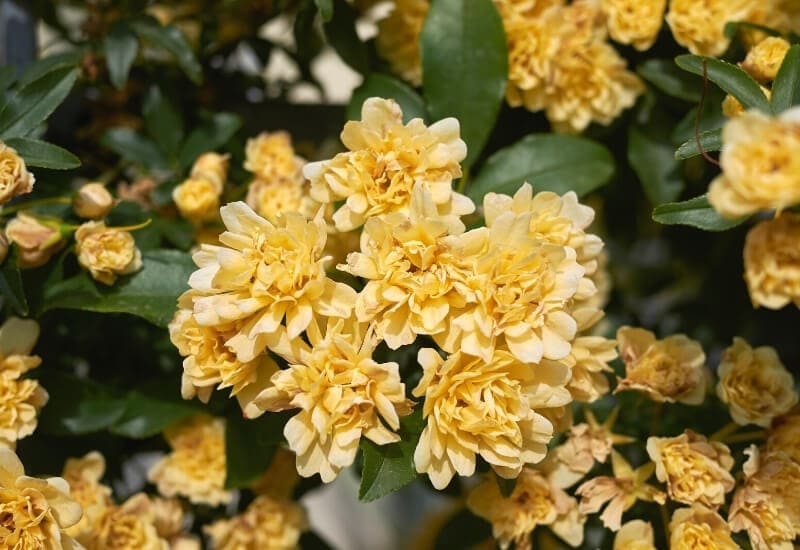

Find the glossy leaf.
xmin=468 ymin=134 xmax=614 ymax=202
xmin=111 ymin=392 xmax=198 ymax=438
xmin=675 ymin=55 xmax=770 ymax=113
xmin=323 ymin=0 xmax=369 ymax=74
xmin=652 ymin=195 xmax=747 ymax=231
xmin=674 ymin=129 xmax=722 ymax=160
xmin=0 ymin=67 xmax=79 ymax=138
xmin=143 ymin=86 xmax=184 ymax=157
xmin=225 ymin=411 xmax=291 ymax=489
xmin=4 ymin=137 xmax=80 ymax=169
xmin=101 ymin=127 xmax=168 ymax=170
xmin=421 ymin=0 xmax=507 ymax=169
xmin=17 ymin=50 xmax=82 ymax=87
xmin=771 ymin=44 xmax=800 ymax=113
xmin=38 ymin=373 xmax=127 ymax=436
xmin=348 ymin=74 xmax=427 ymax=123
xmin=638 ymin=59 xmax=701 ymax=102
xmin=105 ymin=20 xmax=139 ymax=89
xmin=178 ymin=112 xmax=242 ymax=170
xmin=130 ymin=16 xmax=202 ymax=83
xmin=629 ymin=123 xmax=683 ymax=205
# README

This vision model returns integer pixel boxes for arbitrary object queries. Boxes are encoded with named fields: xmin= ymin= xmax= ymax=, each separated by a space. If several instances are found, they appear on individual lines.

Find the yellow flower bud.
xmin=0 ymin=141 xmax=35 ymax=205
xmin=5 ymin=213 xmax=65 ymax=268
xmin=190 ymin=152 xmax=229 ymax=192
xmin=75 ymin=221 xmax=143 ymax=285
xmin=741 ymin=36 xmax=791 ymax=82
xmin=73 ymin=182 xmax=115 ymax=219
xmin=172 ymin=177 xmax=220 ymax=224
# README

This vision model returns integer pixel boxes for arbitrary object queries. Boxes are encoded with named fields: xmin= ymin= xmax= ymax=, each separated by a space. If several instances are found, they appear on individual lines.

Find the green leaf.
xmin=38 ymin=372 xmax=127 ymax=436
xmin=0 ymin=246 xmax=29 ymax=316
xmin=0 ymin=66 xmax=16 ymax=92
xmin=771 ymin=45 xmax=800 ymax=113
xmin=225 ymin=411 xmax=290 ymax=489
xmin=130 ymin=16 xmax=202 ymax=83
xmin=178 ymin=112 xmax=241 ymax=170
xmin=421 ymin=0 xmax=507 ymax=169
xmin=111 ymin=392 xmax=197 ymax=438
xmin=467 ymin=134 xmax=614 ymax=202
xmin=637 ymin=59 xmax=701 ymax=102
xmin=17 ymin=51 xmax=82 ymax=87
xmin=0 ymin=67 xmax=79 ymax=138
xmin=675 ymin=55 xmax=770 ymax=113
xmin=723 ymin=21 xmax=781 ymax=40
xmin=4 ymin=137 xmax=80 ymax=169
xmin=315 ymin=0 xmax=334 ymax=21
xmin=42 ymin=249 xmax=195 ymax=327
xmin=143 ymin=86 xmax=184 ymax=157
xmin=348 ymin=74 xmax=427 ymax=123
xmin=652 ymin=195 xmax=747 ymax=231
xmin=359 ymin=409 xmax=424 ymax=502
xmin=674 ymin=129 xmax=723 ymax=160
xmin=323 ymin=0 xmax=369 ymax=74
xmin=101 ymin=127 xmax=168 ymax=170
xmin=105 ymin=20 xmax=139 ymax=89
xmin=629 ymin=125 xmax=683 ymax=205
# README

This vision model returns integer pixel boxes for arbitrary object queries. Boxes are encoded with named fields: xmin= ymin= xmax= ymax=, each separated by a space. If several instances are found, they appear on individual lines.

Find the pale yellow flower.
xmin=467 ymin=468 xmax=580 ymax=550
xmin=613 ymin=520 xmax=655 ymax=550
xmin=245 ymin=179 xmax=321 ymax=224
xmin=722 ymin=85 xmax=771 ymax=119
xmin=744 ymin=213 xmax=800 ymax=309
xmin=75 ymin=221 xmax=143 ymax=285
xmin=375 ymin=0 xmax=427 ymax=86
xmin=120 ymin=494 xmax=199 ymax=550
xmin=244 ymin=132 xmax=304 ymax=183
xmin=0 ymin=446 xmax=82 ymax=549
xmin=767 ymin=409 xmax=800 ymax=463
xmin=646 ymin=430 xmax=735 ymax=508
xmin=147 ymin=414 xmax=232 ymax=506
xmin=205 ymin=494 xmax=307 ymax=550
xmin=190 ymin=152 xmax=229 ymax=191
xmin=564 ymin=310 xmax=616 ymax=403
xmin=615 ymin=326 xmax=706 ymax=404
xmin=82 ymin=495 xmax=168 ymax=550
xmin=172 ymin=177 xmax=221 ymax=224
xmin=716 ymin=338 xmax=798 ymax=427
xmin=184 ymin=202 xmax=356 ymax=363
xmin=6 ymin=213 xmax=65 ymax=268
xmin=669 ymin=504 xmax=738 ymax=549
xmin=254 ymin=317 xmax=412 ymax=483
xmin=73 ymin=182 xmax=114 ymax=219
xmin=666 ymin=0 xmax=753 ymax=56
xmin=601 ymin=0 xmax=665 ymax=50
xmin=575 ymin=450 xmax=665 ymax=531
xmin=412 ymin=347 xmax=570 ymax=489
xmin=741 ymin=36 xmax=791 ymax=83
xmin=708 ymin=108 xmax=800 ymax=219
xmin=304 ymin=97 xmax=470 ymax=231
xmin=249 ymin=448 xmax=300 ymax=500
xmin=0 ymin=141 xmax=35 ymax=205
xmin=61 ymin=451 xmax=113 ymax=541
xmin=0 ymin=317 xmax=41 ymax=381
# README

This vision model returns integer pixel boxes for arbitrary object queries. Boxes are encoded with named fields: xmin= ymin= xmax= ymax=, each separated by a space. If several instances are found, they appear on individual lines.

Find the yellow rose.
xmin=375 ymin=0 xmax=427 ymax=86
xmin=722 ymin=86 xmax=771 ymax=118
xmin=708 ymin=108 xmax=800 ymax=219
xmin=205 ymin=494 xmax=307 ymax=550
xmin=172 ymin=177 xmax=221 ymax=224
xmin=615 ymin=326 xmax=707 ymax=404
xmin=245 ymin=178 xmax=320 ymax=224
xmin=75 ymin=221 xmax=143 ymax=285
xmin=83 ymin=496 xmax=168 ymax=550
xmin=243 ymin=131 xmax=304 ymax=183
xmin=73 ymin=182 xmax=115 ymax=219
xmin=666 ymin=0 xmax=753 ymax=56
xmin=741 ymin=36 xmax=792 ymax=82
xmin=5 ymin=212 xmax=65 ymax=268
xmin=646 ymin=431 xmax=735 ymax=508
xmin=767 ymin=409 xmax=800 ymax=463
xmin=0 ymin=141 xmax=35 ymax=205
xmin=613 ymin=520 xmax=655 ymax=550
xmin=669 ymin=504 xmax=739 ymax=549
xmin=743 ymin=213 xmax=800 ymax=309
xmin=716 ymin=338 xmax=798 ymax=427
xmin=190 ymin=152 xmax=229 ymax=191
xmin=601 ymin=0 xmax=666 ymax=51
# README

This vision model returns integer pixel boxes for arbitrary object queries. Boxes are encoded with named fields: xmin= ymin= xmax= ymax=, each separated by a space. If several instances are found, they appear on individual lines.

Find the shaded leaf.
xmin=723 ymin=21 xmax=781 ymax=39
xmin=652 ymin=195 xmax=747 ymax=231
xmin=111 ymin=392 xmax=197 ymax=438
xmin=38 ymin=372 xmax=127 ymax=436
xmin=348 ymin=73 xmax=427 ymax=123
xmin=421 ymin=0 xmax=507 ymax=169
xmin=178 ymin=112 xmax=241 ymax=170
xmin=629 ymin=122 xmax=683 ymax=205
xmin=105 ymin=20 xmax=139 ymax=89
xmin=101 ymin=127 xmax=168 ymax=170
xmin=17 ymin=51 xmax=82 ymax=87
xmin=674 ymin=129 xmax=722 ymax=160
xmin=315 ymin=0 xmax=334 ymax=21
xmin=0 ymin=67 xmax=79 ymax=138
xmin=675 ymin=55 xmax=770 ymax=112
xmin=143 ymin=86 xmax=184 ymax=157
xmin=638 ymin=59 xmax=701 ymax=102
xmin=4 ymin=137 xmax=80 ymax=169
xmin=771 ymin=44 xmax=800 ymax=113
xmin=225 ymin=411 xmax=291 ymax=489
xmin=0 ymin=246 xmax=28 ymax=316
xmin=323 ymin=0 xmax=369 ymax=74
xmin=130 ymin=16 xmax=202 ymax=83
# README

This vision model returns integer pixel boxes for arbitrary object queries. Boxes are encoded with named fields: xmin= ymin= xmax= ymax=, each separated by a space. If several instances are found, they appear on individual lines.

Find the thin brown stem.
xmin=696 ymin=60 xmax=721 ymax=167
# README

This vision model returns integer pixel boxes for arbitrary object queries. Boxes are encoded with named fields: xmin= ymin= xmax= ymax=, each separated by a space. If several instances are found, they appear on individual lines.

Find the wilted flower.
xmin=741 ymin=36 xmax=791 ymax=82
xmin=743 ymin=213 xmax=800 ymax=309
xmin=5 ymin=212 xmax=65 ymax=268
xmin=412 ymin=347 xmax=570 ymax=489
xmin=0 ymin=141 xmax=35 ymax=205
xmin=669 ymin=504 xmax=739 ymax=549
xmin=716 ymin=338 xmax=798 ymax=427
xmin=117 ymin=177 xmax=156 ymax=210
xmin=73 ymin=182 xmax=115 ymax=219
xmin=205 ymin=494 xmax=307 ymax=550
xmin=244 ymin=131 xmax=304 ymax=183
xmin=147 ymin=414 xmax=232 ymax=506
xmin=190 ymin=152 xmax=229 ymax=191
xmin=600 ymin=0 xmax=665 ymax=50
xmin=304 ymin=98 xmax=469 ymax=231
xmin=75 ymin=221 xmax=143 ymax=285
xmin=61 ymin=451 xmax=113 ymax=541
xmin=0 ymin=446 xmax=82 ymax=549
xmin=646 ymin=430 xmax=735 ymax=508
xmin=172 ymin=177 xmax=221 ymax=224
xmin=615 ymin=326 xmax=706 ymax=404
xmin=767 ymin=409 xmax=800 ymax=463
xmin=613 ymin=520 xmax=655 ymax=550
xmin=255 ymin=317 xmax=412 ymax=483
xmin=666 ymin=0 xmax=753 ymax=56
xmin=708 ymin=108 xmax=800 ymax=219
xmin=375 ymin=0 xmax=427 ymax=86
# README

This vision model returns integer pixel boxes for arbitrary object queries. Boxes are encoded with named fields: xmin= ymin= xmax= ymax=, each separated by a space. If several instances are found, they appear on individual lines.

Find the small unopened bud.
xmin=173 ymin=177 xmax=220 ymax=224
xmin=73 ymin=182 xmax=115 ymax=219
xmin=5 ymin=213 xmax=65 ymax=268
xmin=190 ymin=152 xmax=229 ymax=192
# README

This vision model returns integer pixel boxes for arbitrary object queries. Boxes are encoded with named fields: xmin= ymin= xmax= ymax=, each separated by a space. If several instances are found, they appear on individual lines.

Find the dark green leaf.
xmin=4 ymin=137 xmax=80 ymax=169
xmin=17 ymin=51 xmax=82 ymax=87
xmin=38 ymin=372 xmax=127 ymax=436
xmin=467 ymin=134 xmax=614 ymax=202
xmin=323 ymin=0 xmax=369 ymax=74
xmin=0 ymin=66 xmax=16 ymax=92
xmin=421 ymin=0 xmax=507 ymax=169
xmin=225 ymin=411 xmax=291 ymax=489
xmin=434 ymin=507 xmax=492 ymax=550
xmin=348 ymin=74 xmax=427 ymax=123
xmin=315 ymin=0 xmax=334 ymax=21
xmin=143 ymin=86 xmax=184 ymax=157
xmin=178 ymin=112 xmax=241 ymax=170
xmin=130 ymin=16 xmax=202 ymax=83
xmin=637 ymin=59 xmax=701 ymax=102
xmin=675 ymin=55 xmax=770 ymax=113
xmin=42 ymin=249 xmax=195 ymax=327
xmin=0 ymin=67 xmax=79 ymax=138
xmin=101 ymin=127 xmax=168 ymax=170
xmin=105 ymin=20 xmax=139 ymax=89
xmin=629 ymin=125 xmax=683 ymax=205
xmin=771 ymin=45 xmax=800 ymax=113
xmin=652 ymin=195 xmax=747 ymax=231
xmin=359 ymin=409 xmax=424 ymax=502
xmin=674 ymin=129 xmax=722 ymax=160
xmin=0 ymin=246 xmax=29 ymax=315
xmin=723 ymin=21 xmax=781 ymax=39
xmin=294 ymin=3 xmax=324 ymax=62
xmin=111 ymin=392 xmax=197 ymax=438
